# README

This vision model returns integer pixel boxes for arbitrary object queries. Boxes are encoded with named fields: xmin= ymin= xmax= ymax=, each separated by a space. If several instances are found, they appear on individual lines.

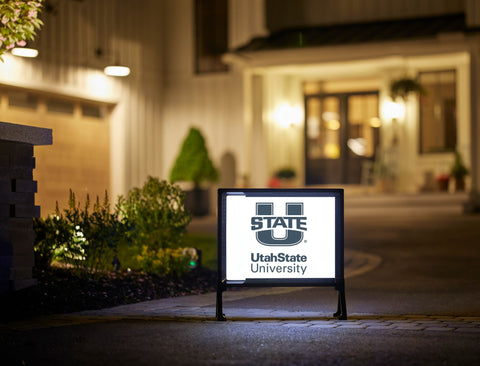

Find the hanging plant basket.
xmin=390 ymin=77 xmax=425 ymax=101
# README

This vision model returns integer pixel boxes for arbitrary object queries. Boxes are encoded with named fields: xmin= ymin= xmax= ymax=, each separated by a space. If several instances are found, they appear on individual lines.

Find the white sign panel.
xmin=225 ymin=194 xmax=336 ymax=282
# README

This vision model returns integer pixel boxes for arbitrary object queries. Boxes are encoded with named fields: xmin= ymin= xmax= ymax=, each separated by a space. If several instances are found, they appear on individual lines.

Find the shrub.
xmin=135 ymin=246 xmax=198 ymax=276
xmin=78 ymin=191 xmax=130 ymax=274
xmin=119 ymin=177 xmax=191 ymax=252
xmin=34 ymin=178 xmax=192 ymax=277
xmin=33 ymin=206 xmax=71 ymax=270
xmin=34 ymin=190 xmax=129 ymax=276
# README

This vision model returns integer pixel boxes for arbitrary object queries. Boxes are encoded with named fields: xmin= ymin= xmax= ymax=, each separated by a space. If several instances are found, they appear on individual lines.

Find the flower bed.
xmin=0 ymin=266 xmax=216 ymax=320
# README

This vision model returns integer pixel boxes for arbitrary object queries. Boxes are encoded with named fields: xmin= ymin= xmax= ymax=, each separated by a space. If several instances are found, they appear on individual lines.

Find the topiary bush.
xmin=169 ymin=127 xmax=218 ymax=215
xmin=170 ymin=127 xmax=218 ymax=188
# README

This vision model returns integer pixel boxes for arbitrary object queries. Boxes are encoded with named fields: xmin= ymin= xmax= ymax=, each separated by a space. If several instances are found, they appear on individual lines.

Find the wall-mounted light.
xmin=11 ymin=47 xmax=39 ymax=58
xmin=382 ymin=100 xmax=405 ymax=120
xmin=273 ymin=103 xmax=303 ymax=128
xmin=104 ymin=65 xmax=130 ymax=77
xmin=96 ymin=47 xmax=130 ymax=77
xmin=382 ymin=100 xmax=405 ymax=146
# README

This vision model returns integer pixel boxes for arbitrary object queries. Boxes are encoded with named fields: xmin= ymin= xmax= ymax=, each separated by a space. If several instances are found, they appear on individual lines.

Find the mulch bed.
xmin=0 ymin=267 xmax=217 ymax=321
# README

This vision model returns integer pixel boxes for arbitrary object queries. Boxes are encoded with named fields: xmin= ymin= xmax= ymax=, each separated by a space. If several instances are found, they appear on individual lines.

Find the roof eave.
xmin=223 ymin=33 xmax=477 ymax=70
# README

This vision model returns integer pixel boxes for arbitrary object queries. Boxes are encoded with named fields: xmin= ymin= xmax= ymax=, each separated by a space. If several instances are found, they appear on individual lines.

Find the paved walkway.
xmin=60 ymin=192 xmax=475 ymax=327
xmin=6 ymin=191 xmax=479 ymax=336
xmin=6 ymin=311 xmax=480 ymax=334
xmin=72 ymin=300 xmax=480 ymax=333
xmin=66 ymin=247 xmax=380 ymax=319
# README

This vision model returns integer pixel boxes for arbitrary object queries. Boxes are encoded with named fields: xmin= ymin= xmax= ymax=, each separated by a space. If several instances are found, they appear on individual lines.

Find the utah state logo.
xmin=250 ymin=202 xmax=307 ymax=246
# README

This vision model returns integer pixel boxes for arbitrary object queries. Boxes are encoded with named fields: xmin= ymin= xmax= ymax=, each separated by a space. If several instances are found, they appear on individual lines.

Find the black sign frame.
xmin=216 ymin=188 xmax=346 ymax=321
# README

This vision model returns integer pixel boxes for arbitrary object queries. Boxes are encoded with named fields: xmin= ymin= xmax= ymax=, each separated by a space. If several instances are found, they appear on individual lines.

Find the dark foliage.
xmin=0 ymin=267 xmax=216 ymax=321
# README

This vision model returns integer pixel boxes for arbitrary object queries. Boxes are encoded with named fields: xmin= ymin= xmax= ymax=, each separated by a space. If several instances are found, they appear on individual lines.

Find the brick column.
xmin=465 ymin=43 xmax=480 ymax=213
xmin=0 ymin=121 xmax=52 ymax=293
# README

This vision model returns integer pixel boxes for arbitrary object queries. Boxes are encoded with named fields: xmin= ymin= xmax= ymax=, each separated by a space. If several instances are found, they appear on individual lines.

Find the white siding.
xmin=229 ymin=0 xmax=268 ymax=49
xmin=0 ymin=0 xmax=164 ymax=198
xmin=3 ymin=0 xmax=478 ymax=198
xmin=161 ymin=0 xmax=245 ymax=186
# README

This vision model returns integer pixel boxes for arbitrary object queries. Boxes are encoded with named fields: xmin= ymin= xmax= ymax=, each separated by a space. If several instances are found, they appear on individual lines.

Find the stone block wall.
xmin=0 ymin=121 xmax=52 ymax=293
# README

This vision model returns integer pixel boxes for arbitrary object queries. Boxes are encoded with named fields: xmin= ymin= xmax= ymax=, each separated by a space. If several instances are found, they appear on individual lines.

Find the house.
xmin=1 ymin=0 xmax=479 ymax=215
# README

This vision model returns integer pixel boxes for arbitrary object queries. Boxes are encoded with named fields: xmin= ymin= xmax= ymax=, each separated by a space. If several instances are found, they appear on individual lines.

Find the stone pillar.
xmin=0 ymin=121 xmax=52 ymax=293
xmin=465 ymin=44 xmax=480 ymax=213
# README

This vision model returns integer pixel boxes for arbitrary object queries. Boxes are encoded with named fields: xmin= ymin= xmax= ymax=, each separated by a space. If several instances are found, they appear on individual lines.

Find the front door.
xmin=305 ymin=92 xmax=379 ymax=185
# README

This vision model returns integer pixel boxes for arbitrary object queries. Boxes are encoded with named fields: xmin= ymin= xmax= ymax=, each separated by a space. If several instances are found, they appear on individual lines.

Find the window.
xmin=8 ymin=90 xmax=38 ymax=110
xmin=82 ymin=103 xmax=106 ymax=119
xmin=347 ymin=94 xmax=379 ymax=158
xmin=194 ymin=0 xmax=229 ymax=74
xmin=46 ymin=98 xmax=75 ymax=115
xmin=419 ymin=70 xmax=457 ymax=153
xmin=306 ymin=96 xmax=340 ymax=159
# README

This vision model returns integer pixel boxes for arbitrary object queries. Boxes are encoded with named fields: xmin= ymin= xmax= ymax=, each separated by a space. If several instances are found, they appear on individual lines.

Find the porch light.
xmin=273 ymin=103 xmax=303 ymax=128
xmin=104 ymin=65 xmax=130 ymax=77
xmin=382 ymin=101 xmax=405 ymax=120
xmin=95 ymin=48 xmax=130 ymax=77
xmin=11 ymin=47 xmax=39 ymax=58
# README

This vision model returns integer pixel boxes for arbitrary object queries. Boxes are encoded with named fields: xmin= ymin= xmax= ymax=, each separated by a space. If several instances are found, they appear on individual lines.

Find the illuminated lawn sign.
xmin=216 ymin=188 xmax=347 ymax=321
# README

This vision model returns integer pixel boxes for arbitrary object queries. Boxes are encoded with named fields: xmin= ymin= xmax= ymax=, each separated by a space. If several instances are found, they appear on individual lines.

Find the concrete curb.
xmin=4 ymin=313 xmax=480 ymax=333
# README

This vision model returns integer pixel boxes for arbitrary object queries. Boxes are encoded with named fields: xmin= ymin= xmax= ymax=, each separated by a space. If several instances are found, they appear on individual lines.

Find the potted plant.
xmin=170 ymin=127 xmax=218 ymax=216
xmin=436 ymin=174 xmax=450 ymax=192
xmin=268 ymin=167 xmax=296 ymax=188
xmin=450 ymin=151 xmax=469 ymax=192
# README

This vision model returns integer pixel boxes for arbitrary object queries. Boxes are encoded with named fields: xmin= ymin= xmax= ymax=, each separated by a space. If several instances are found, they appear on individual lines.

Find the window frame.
xmin=194 ymin=0 xmax=229 ymax=74
xmin=418 ymin=69 xmax=457 ymax=155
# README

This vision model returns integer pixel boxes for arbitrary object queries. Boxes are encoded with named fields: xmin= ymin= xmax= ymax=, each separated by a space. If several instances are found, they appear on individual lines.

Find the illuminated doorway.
xmin=305 ymin=91 xmax=380 ymax=185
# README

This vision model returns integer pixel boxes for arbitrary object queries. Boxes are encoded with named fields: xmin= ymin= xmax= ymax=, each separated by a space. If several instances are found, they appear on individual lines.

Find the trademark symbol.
xmin=304 ymin=240 xmax=307 ymax=243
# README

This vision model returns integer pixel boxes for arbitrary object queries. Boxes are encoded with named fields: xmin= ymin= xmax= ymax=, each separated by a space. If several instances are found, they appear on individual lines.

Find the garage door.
xmin=0 ymin=87 xmax=112 ymax=216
